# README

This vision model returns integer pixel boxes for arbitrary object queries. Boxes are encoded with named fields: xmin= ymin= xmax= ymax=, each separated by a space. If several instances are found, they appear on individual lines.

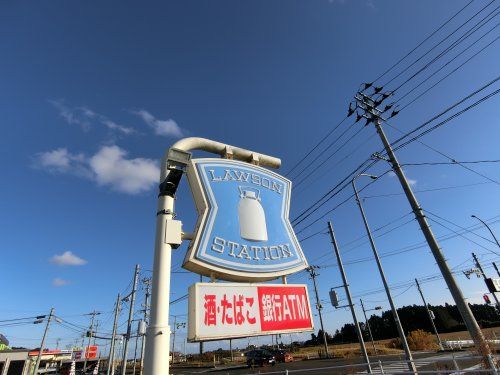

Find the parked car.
xmin=245 ymin=349 xmax=276 ymax=367
xmin=271 ymin=349 xmax=293 ymax=363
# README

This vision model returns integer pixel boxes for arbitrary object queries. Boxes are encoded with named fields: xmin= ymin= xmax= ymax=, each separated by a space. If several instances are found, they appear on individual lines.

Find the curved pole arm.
xmin=161 ymin=137 xmax=281 ymax=181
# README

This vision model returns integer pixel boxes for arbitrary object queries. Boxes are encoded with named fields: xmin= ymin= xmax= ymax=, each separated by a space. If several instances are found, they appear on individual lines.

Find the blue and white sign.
xmin=183 ymin=158 xmax=308 ymax=281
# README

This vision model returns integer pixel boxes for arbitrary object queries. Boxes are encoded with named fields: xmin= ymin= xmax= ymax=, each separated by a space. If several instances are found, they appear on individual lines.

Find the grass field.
xmin=291 ymin=327 xmax=500 ymax=360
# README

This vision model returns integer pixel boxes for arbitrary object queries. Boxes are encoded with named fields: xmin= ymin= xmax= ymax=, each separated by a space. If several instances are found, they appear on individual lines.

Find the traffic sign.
xmin=183 ymin=158 xmax=308 ymax=281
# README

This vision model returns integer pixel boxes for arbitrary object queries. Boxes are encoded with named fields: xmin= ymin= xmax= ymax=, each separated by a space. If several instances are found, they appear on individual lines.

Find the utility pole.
xmin=415 ymin=279 xmax=443 ymax=351
xmin=140 ymin=278 xmax=151 ymax=375
xmin=306 ymin=265 xmax=329 ymax=358
xmin=84 ymin=310 xmax=101 ymax=373
xmin=132 ymin=322 xmax=140 ymax=375
xmin=360 ymin=299 xmax=377 ymax=355
xmin=34 ymin=308 xmax=54 ymax=375
xmin=122 ymin=264 xmax=141 ymax=375
xmin=472 ymin=253 xmax=500 ymax=310
xmin=107 ymin=294 xmax=121 ymax=375
xmin=170 ymin=318 xmax=186 ymax=364
xmin=352 ymin=173 xmax=416 ymax=374
xmin=493 ymin=262 xmax=500 ymax=277
xmin=94 ymin=320 xmax=100 ymax=346
xmin=171 ymin=315 xmax=177 ymax=364
xmin=353 ymin=90 xmax=496 ymax=369
xmin=328 ymin=221 xmax=371 ymax=372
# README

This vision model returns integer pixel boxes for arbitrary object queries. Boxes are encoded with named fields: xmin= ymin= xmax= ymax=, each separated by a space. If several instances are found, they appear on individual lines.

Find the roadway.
xmin=171 ymin=351 xmax=480 ymax=375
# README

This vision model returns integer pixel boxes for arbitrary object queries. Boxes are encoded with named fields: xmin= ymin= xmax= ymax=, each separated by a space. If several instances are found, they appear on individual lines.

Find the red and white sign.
xmin=188 ymin=283 xmax=313 ymax=341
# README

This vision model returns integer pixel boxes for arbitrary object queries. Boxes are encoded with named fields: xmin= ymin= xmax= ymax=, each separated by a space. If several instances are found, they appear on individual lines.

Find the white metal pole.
xmin=144 ymin=137 xmax=282 ymax=375
xmin=143 ymin=195 xmax=174 ymax=375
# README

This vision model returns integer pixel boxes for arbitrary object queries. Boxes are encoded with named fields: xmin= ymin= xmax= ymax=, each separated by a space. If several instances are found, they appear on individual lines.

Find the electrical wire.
xmin=425 ymin=210 xmax=499 ymax=245
xmin=295 ymin=169 xmax=392 ymax=235
xmin=391 ymin=4 xmax=500 ymax=92
xmin=364 ymin=181 xmax=493 ymax=199
xmin=381 ymin=0 xmax=496 ymax=88
xmin=289 ymin=216 xmax=500 ymax=282
xmin=291 ymin=157 xmax=378 ymax=226
xmin=293 ymin=131 xmax=378 ymax=195
xmin=391 ymin=88 xmax=500 ymax=187
xmin=391 ymin=75 xmax=500 ymax=148
xmin=399 ymin=35 xmax=499 ymax=111
xmin=372 ymin=0 xmax=476 ymax=83
xmin=394 ymin=23 xmax=499 ymax=104
xmin=292 ymin=124 xmax=365 ymax=188
xmin=403 ymin=159 xmax=500 ymax=166
xmin=285 ymin=116 xmax=348 ymax=178
xmin=425 ymin=214 xmax=499 ymax=256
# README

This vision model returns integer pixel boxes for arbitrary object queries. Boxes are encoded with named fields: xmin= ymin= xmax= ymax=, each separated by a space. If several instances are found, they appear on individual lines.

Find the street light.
xmin=352 ymin=173 xmax=416 ymax=373
xmin=471 ymin=215 xmax=500 ymax=248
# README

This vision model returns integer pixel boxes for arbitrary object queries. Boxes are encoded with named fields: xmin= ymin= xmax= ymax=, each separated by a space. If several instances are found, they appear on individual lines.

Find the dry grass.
xmin=292 ymin=327 xmax=500 ymax=360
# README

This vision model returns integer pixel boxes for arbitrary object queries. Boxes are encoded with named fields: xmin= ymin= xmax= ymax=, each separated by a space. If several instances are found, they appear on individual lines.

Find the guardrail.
xmin=239 ymin=353 xmax=499 ymax=375
xmin=443 ymin=340 xmax=500 ymax=349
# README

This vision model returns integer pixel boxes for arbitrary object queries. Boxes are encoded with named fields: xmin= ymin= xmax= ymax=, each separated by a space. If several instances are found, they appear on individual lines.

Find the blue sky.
xmin=0 ymin=0 xmax=499 ymax=354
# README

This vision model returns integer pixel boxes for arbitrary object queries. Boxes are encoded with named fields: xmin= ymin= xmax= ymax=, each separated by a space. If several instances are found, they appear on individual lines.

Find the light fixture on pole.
xmin=471 ymin=215 xmax=500 ymax=248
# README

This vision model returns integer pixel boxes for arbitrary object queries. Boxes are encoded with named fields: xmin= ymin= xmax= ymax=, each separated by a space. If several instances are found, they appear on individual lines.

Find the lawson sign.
xmin=183 ymin=158 xmax=308 ymax=281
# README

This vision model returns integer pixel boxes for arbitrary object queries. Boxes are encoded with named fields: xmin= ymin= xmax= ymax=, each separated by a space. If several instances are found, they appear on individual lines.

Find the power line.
xmin=285 ymin=116 xmax=348 ymax=178
xmin=364 ymin=181 xmax=494 ymax=199
xmin=293 ymin=131 xmax=378 ymax=195
xmin=381 ymin=0 xmax=496 ymax=88
xmin=372 ymin=0 xmax=476 ymax=83
xmin=292 ymin=124 xmax=364 ymax=188
xmin=290 ymin=217 xmax=500 ymax=282
xmin=426 ymin=210 xmax=499 ymax=247
xmin=394 ymin=23 xmax=499 ymax=104
xmin=391 ymin=4 xmax=500 ymax=92
xmin=403 ymin=159 xmax=500 ymax=166
xmin=391 ymin=75 xmax=500 ymax=148
xmin=291 ymin=157 xmax=378 ymax=226
xmin=295 ymin=169 xmax=391 ymax=235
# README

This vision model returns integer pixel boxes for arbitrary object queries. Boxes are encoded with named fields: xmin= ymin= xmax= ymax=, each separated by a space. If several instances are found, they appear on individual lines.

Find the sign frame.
xmin=188 ymin=282 xmax=314 ymax=342
xmin=183 ymin=158 xmax=308 ymax=281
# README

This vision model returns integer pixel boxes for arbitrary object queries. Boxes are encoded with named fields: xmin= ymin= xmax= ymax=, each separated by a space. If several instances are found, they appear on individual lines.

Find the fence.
xmin=239 ymin=353 xmax=499 ymax=375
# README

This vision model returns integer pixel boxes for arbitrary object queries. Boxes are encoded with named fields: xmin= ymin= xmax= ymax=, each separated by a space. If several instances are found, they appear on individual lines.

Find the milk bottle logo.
xmin=238 ymin=186 xmax=268 ymax=242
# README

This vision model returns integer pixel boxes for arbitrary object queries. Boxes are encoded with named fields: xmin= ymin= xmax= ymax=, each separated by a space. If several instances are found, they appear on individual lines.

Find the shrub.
xmin=406 ymin=329 xmax=438 ymax=351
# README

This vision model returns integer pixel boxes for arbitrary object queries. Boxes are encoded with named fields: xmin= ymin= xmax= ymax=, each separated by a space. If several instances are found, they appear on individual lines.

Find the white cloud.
xmin=34 ymin=145 xmax=160 ymax=194
xmin=101 ymin=119 xmax=135 ymax=135
xmin=89 ymin=145 xmax=159 ymax=194
xmin=50 ymin=251 xmax=87 ymax=266
xmin=36 ymin=148 xmax=85 ymax=172
xmin=388 ymin=171 xmax=417 ymax=185
xmin=49 ymin=99 xmax=91 ymax=131
xmin=53 ymin=278 xmax=69 ymax=287
xmin=132 ymin=109 xmax=184 ymax=137
xmin=49 ymin=100 xmax=135 ymax=135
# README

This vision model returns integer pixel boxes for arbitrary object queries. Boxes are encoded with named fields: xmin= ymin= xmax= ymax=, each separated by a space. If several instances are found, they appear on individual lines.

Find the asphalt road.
xmin=172 ymin=351 xmax=480 ymax=375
